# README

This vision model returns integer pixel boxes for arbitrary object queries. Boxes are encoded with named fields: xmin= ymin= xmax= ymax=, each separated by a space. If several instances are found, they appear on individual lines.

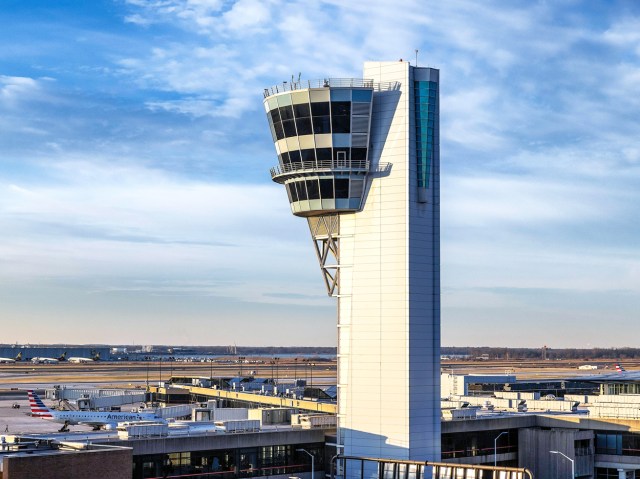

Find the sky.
xmin=1 ymin=0 xmax=639 ymax=347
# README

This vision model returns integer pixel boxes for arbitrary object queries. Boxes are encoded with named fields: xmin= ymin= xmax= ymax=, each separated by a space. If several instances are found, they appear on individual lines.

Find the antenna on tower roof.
xmin=415 ymin=49 xmax=419 ymax=67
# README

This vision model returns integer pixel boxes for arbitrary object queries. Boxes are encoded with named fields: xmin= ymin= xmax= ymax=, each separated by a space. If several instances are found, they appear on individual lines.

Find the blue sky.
xmin=1 ymin=0 xmax=639 ymax=347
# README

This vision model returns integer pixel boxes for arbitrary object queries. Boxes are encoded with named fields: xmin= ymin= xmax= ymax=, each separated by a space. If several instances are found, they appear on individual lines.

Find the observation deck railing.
xmin=270 ymin=160 xmax=370 ymax=182
xmin=334 ymin=455 xmax=534 ymax=479
xmin=263 ymin=78 xmax=400 ymax=98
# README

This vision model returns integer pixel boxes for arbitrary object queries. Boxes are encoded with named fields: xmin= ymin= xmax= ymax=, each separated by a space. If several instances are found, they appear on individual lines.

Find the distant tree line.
xmin=441 ymin=347 xmax=640 ymax=360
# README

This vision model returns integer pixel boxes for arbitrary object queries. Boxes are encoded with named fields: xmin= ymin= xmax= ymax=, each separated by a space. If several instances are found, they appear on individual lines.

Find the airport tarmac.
xmin=0 ymin=391 xmax=95 ymax=436
xmin=0 ymin=358 xmax=337 ymax=389
xmin=0 ymin=357 xmax=633 ymax=436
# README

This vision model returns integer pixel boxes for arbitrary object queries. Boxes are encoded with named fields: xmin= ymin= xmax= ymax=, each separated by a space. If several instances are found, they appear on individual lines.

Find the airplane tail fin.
xmin=15 ymin=352 xmax=22 ymax=361
xmin=616 ymin=363 xmax=626 ymax=373
xmin=27 ymin=390 xmax=53 ymax=418
xmin=58 ymin=352 xmax=67 ymax=361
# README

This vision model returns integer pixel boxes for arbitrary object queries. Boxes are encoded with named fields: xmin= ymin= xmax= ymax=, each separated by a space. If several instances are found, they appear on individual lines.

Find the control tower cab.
xmin=263 ymin=79 xmax=394 ymax=216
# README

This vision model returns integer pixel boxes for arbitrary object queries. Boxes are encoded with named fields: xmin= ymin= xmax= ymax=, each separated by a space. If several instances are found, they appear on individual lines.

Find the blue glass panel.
xmin=330 ymin=89 xmax=351 ymax=101
xmin=351 ymin=89 xmax=372 ymax=102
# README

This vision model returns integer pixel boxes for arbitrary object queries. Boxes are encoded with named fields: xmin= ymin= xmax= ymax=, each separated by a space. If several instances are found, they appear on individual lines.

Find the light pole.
xmin=310 ymin=362 xmax=315 ymax=392
xmin=274 ymin=357 xmax=280 ymax=387
xmin=238 ymin=356 xmax=245 ymax=377
xmin=494 ymin=431 xmax=508 ymax=467
xmin=550 ymin=450 xmax=575 ymax=478
xmin=297 ymin=448 xmax=314 ymax=479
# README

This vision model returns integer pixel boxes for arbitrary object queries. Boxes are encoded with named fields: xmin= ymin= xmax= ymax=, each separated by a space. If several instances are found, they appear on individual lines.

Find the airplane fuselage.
xmin=49 ymin=410 xmax=158 ymax=425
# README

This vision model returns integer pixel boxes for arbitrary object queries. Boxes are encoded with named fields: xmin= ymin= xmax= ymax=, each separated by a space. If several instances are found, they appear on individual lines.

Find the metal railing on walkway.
xmin=263 ymin=78 xmax=400 ymax=98
xmin=270 ymin=160 xmax=370 ymax=179
xmin=334 ymin=455 xmax=533 ymax=479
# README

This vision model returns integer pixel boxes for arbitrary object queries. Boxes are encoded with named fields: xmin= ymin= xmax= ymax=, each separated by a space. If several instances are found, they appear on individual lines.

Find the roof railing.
xmin=270 ymin=160 xmax=370 ymax=181
xmin=263 ymin=78 xmax=400 ymax=98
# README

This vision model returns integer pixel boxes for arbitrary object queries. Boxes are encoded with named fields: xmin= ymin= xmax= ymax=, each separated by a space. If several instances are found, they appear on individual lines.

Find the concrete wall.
xmin=2 ymin=448 xmax=132 ymax=479
xmin=518 ymin=428 xmax=593 ymax=479
xmin=337 ymin=61 xmax=440 ymax=463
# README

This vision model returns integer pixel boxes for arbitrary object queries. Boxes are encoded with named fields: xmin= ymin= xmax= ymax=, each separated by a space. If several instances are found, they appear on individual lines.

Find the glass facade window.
xmin=279 ymin=152 xmax=290 ymax=166
xmin=300 ymin=148 xmax=316 ymax=162
xmin=351 ymin=148 xmax=367 ymax=162
xmin=331 ymin=101 xmax=351 ymax=133
xmin=312 ymin=115 xmax=331 ymax=134
xmin=279 ymin=105 xmax=294 ymax=121
xmin=288 ymin=183 xmax=298 ymax=202
xmin=296 ymin=181 xmax=308 ymax=201
xmin=289 ymin=150 xmax=301 ymax=164
xmin=350 ymin=179 xmax=364 ymax=198
xmin=352 ymin=102 xmax=370 ymax=116
xmin=293 ymin=103 xmax=311 ymax=118
xmin=311 ymin=101 xmax=330 ymax=116
xmin=307 ymin=179 xmax=320 ymax=200
xmin=319 ymin=178 xmax=334 ymax=198
xmin=596 ymin=432 xmax=622 ymax=455
xmin=414 ymin=80 xmax=438 ymax=189
xmin=352 ymin=116 xmax=369 ymax=133
xmin=282 ymin=119 xmax=296 ymax=137
xmin=273 ymin=121 xmax=285 ymax=140
xmin=133 ymin=443 xmax=323 ymax=479
xmin=335 ymin=178 xmax=349 ymax=198
xmin=316 ymin=148 xmax=332 ymax=162
xmin=296 ymin=117 xmax=313 ymax=135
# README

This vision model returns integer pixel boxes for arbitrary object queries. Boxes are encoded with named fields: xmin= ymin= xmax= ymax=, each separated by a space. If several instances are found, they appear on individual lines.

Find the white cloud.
xmin=0 ymin=159 xmax=325 ymax=306
xmin=0 ymin=75 xmax=43 ymax=105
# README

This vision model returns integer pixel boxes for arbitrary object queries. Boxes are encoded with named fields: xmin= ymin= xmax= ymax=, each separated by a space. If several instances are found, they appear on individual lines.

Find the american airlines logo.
xmin=106 ymin=414 xmax=141 ymax=420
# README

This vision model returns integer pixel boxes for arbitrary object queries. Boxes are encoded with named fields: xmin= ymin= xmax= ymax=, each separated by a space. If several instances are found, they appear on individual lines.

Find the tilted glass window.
xmin=352 ymin=116 xmax=369 ymax=133
xmin=288 ymin=183 xmax=298 ymax=202
xmin=288 ymin=150 xmax=301 ymax=163
xmin=295 ymin=181 xmax=308 ymax=201
xmin=335 ymin=178 xmax=349 ymax=198
xmin=282 ymin=119 xmax=297 ymax=137
xmin=279 ymin=152 xmax=290 ymax=165
xmin=273 ymin=121 xmax=285 ymax=140
xmin=295 ymin=117 xmax=313 ymax=135
xmin=331 ymin=101 xmax=351 ymax=133
xmin=279 ymin=105 xmax=294 ymax=121
xmin=312 ymin=116 xmax=331 ymax=134
xmin=306 ymin=179 xmax=320 ymax=199
xmin=316 ymin=148 xmax=331 ymax=162
xmin=320 ymin=178 xmax=334 ymax=198
xmin=352 ymin=102 xmax=370 ymax=116
xmin=311 ymin=102 xmax=330 ymax=116
xmin=350 ymin=179 xmax=364 ymax=198
xmin=293 ymin=103 xmax=311 ymax=118
xmin=351 ymin=148 xmax=367 ymax=162
xmin=300 ymin=149 xmax=316 ymax=162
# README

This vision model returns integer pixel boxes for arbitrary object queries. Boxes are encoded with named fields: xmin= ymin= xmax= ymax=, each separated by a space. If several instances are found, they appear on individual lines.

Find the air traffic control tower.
xmin=263 ymin=61 xmax=441 ymax=463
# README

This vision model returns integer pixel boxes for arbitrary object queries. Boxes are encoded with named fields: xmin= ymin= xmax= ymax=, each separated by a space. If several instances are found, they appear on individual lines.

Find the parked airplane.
xmin=67 ymin=350 xmax=101 ymax=363
xmin=31 ymin=352 xmax=66 ymax=364
xmin=616 ymin=363 xmax=626 ymax=373
xmin=0 ymin=352 xmax=22 ymax=363
xmin=27 ymin=390 xmax=161 ymax=431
